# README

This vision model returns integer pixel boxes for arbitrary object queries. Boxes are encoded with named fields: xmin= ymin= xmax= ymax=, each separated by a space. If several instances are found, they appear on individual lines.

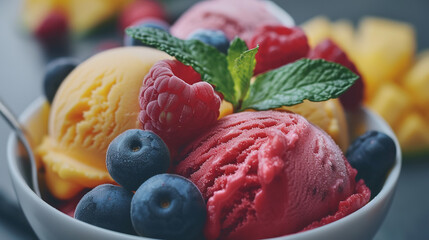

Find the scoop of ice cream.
xmin=170 ymin=0 xmax=282 ymax=41
xmin=37 ymin=47 xmax=170 ymax=199
xmin=175 ymin=111 xmax=370 ymax=240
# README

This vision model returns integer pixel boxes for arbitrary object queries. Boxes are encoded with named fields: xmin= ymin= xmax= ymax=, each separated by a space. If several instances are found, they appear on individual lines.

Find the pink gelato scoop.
xmin=175 ymin=111 xmax=370 ymax=240
xmin=170 ymin=0 xmax=282 ymax=41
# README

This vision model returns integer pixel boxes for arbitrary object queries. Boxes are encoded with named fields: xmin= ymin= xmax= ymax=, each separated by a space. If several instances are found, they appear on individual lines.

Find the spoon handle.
xmin=0 ymin=98 xmax=41 ymax=197
xmin=0 ymin=99 xmax=22 ymax=132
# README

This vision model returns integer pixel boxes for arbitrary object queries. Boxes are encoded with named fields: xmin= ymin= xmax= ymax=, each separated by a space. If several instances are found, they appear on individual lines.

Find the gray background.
xmin=1 ymin=0 xmax=429 ymax=239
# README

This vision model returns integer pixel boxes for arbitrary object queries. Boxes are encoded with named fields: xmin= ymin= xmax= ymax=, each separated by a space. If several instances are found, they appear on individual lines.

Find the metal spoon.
xmin=0 ymin=98 xmax=41 ymax=197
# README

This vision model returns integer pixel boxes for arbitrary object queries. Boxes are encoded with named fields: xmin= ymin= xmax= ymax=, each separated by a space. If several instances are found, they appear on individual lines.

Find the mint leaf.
xmin=126 ymin=27 xmax=237 ymax=105
xmin=227 ymin=38 xmax=248 ymax=68
xmin=240 ymin=58 xmax=359 ymax=111
xmin=227 ymin=38 xmax=258 ymax=108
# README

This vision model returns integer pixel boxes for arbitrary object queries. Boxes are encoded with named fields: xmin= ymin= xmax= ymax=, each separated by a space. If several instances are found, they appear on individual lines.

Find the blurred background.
xmin=0 ymin=0 xmax=428 ymax=239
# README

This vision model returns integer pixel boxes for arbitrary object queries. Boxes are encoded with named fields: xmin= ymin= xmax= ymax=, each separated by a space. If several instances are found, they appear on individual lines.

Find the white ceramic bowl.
xmin=7 ymin=97 xmax=401 ymax=240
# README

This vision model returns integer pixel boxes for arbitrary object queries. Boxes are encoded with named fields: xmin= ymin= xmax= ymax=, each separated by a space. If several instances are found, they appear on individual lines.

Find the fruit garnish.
xmin=139 ymin=59 xmax=222 ymax=152
xmin=126 ymin=27 xmax=359 ymax=112
xmin=106 ymin=129 xmax=171 ymax=191
xmin=75 ymin=184 xmax=135 ymax=234
xmin=247 ymin=25 xmax=310 ymax=75
xmin=131 ymin=174 xmax=206 ymax=240
xmin=346 ymin=131 xmax=396 ymax=197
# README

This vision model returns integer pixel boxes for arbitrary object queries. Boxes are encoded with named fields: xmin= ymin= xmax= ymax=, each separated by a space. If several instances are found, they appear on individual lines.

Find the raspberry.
xmin=248 ymin=25 xmax=310 ymax=75
xmin=308 ymin=39 xmax=364 ymax=110
xmin=139 ymin=60 xmax=221 ymax=157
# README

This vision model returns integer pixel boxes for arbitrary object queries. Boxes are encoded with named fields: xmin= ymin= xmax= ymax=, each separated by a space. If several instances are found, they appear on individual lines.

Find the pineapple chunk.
xmin=330 ymin=20 xmax=356 ymax=59
xmin=219 ymin=100 xmax=233 ymax=119
xmin=301 ymin=16 xmax=332 ymax=47
xmin=354 ymin=17 xmax=416 ymax=101
xmin=368 ymin=83 xmax=411 ymax=128
xmin=22 ymin=0 xmax=64 ymax=30
xmin=402 ymin=50 xmax=429 ymax=109
xmin=67 ymin=0 xmax=131 ymax=34
xmin=302 ymin=17 xmax=357 ymax=63
xmin=396 ymin=112 xmax=429 ymax=152
xmin=22 ymin=0 xmax=132 ymax=34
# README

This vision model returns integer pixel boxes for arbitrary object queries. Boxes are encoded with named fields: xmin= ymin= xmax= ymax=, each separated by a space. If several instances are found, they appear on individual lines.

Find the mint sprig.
xmin=126 ymin=27 xmax=237 ymax=105
xmin=126 ymin=27 xmax=359 ymax=112
xmin=227 ymin=38 xmax=258 ymax=110
xmin=241 ymin=59 xmax=359 ymax=110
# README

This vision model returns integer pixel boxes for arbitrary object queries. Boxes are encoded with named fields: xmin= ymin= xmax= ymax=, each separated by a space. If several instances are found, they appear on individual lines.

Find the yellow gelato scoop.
xmin=37 ymin=47 xmax=170 ymax=199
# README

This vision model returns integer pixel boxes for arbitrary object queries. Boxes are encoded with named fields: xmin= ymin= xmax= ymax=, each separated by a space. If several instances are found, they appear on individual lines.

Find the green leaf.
xmin=126 ymin=27 xmax=237 ymax=105
xmin=240 ymin=58 xmax=359 ymax=111
xmin=227 ymin=38 xmax=258 ymax=107
xmin=227 ymin=38 xmax=248 ymax=68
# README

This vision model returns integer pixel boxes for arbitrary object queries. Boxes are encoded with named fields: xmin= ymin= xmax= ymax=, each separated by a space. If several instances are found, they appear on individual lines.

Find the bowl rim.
xmin=7 ymin=97 xmax=402 ymax=240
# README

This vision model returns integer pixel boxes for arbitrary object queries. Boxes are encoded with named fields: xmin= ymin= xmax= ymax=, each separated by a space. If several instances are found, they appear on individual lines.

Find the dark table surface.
xmin=1 ymin=0 xmax=428 ymax=239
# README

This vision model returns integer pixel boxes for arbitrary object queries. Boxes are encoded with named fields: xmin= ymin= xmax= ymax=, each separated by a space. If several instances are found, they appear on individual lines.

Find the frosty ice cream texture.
xmin=171 ymin=0 xmax=282 ymax=41
xmin=37 ymin=47 xmax=170 ymax=199
xmin=176 ymin=111 xmax=370 ymax=240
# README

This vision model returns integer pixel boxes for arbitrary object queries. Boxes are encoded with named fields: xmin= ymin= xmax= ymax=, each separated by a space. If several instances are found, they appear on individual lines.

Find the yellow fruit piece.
xmin=354 ymin=17 xmax=415 ymax=101
xmin=301 ymin=17 xmax=356 ymax=63
xmin=330 ymin=20 xmax=356 ymax=60
xmin=396 ymin=112 xmax=429 ymax=153
xmin=301 ymin=16 xmax=332 ymax=47
xmin=67 ymin=0 xmax=131 ymax=34
xmin=219 ymin=100 xmax=233 ymax=119
xmin=22 ymin=0 xmax=133 ymax=34
xmin=402 ymin=50 xmax=429 ymax=110
xmin=368 ymin=83 xmax=411 ymax=128
xmin=279 ymin=99 xmax=349 ymax=152
xmin=22 ymin=0 xmax=63 ymax=30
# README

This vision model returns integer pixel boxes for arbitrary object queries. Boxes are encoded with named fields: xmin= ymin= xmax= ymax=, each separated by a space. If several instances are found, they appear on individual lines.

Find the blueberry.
xmin=346 ymin=131 xmax=396 ymax=197
xmin=187 ymin=29 xmax=230 ymax=54
xmin=106 ymin=129 xmax=170 ymax=191
xmin=43 ymin=57 xmax=79 ymax=103
xmin=124 ymin=19 xmax=170 ymax=46
xmin=131 ymin=174 xmax=206 ymax=240
xmin=75 ymin=184 xmax=134 ymax=234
